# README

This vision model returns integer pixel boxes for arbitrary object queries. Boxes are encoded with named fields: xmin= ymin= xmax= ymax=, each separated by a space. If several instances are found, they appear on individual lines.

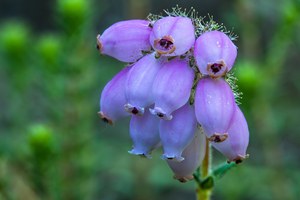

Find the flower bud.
xmin=195 ymin=77 xmax=235 ymax=141
xmin=159 ymin=104 xmax=197 ymax=162
xmin=99 ymin=66 xmax=131 ymax=124
xmin=194 ymin=31 xmax=237 ymax=78
xmin=128 ymin=108 xmax=160 ymax=158
xmin=210 ymin=105 xmax=249 ymax=163
xmin=166 ymin=128 xmax=206 ymax=182
xmin=124 ymin=53 xmax=164 ymax=115
xmin=150 ymin=58 xmax=194 ymax=120
xmin=150 ymin=16 xmax=195 ymax=56
xmin=97 ymin=20 xmax=152 ymax=62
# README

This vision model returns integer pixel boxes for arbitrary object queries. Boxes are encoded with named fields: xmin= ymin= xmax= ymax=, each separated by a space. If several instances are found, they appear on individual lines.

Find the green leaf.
xmin=212 ymin=162 xmax=237 ymax=180
xmin=200 ymin=176 xmax=214 ymax=189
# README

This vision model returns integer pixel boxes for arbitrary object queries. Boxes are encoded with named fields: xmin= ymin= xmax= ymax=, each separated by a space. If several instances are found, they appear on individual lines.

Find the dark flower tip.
xmin=154 ymin=36 xmax=176 ymax=55
xmin=208 ymin=133 xmax=228 ymax=143
xmin=97 ymin=111 xmax=113 ymax=125
xmin=173 ymin=175 xmax=194 ymax=183
xmin=124 ymin=104 xmax=144 ymax=115
xmin=227 ymin=154 xmax=249 ymax=164
xmin=96 ymin=34 xmax=103 ymax=53
xmin=207 ymin=60 xmax=227 ymax=78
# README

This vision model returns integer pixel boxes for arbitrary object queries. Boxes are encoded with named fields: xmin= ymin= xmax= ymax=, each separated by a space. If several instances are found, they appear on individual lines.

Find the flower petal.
xmin=125 ymin=53 xmax=165 ymax=115
xmin=160 ymin=104 xmax=197 ymax=161
xmin=166 ymin=128 xmax=206 ymax=182
xmin=151 ymin=58 xmax=194 ymax=120
xmin=210 ymin=105 xmax=249 ymax=163
xmin=99 ymin=66 xmax=131 ymax=124
xmin=97 ymin=20 xmax=152 ymax=62
xmin=150 ymin=16 xmax=195 ymax=56
xmin=195 ymin=77 xmax=235 ymax=141
xmin=128 ymin=108 xmax=160 ymax=158
xmin=194 ymin=31 xmax=237 ymax=78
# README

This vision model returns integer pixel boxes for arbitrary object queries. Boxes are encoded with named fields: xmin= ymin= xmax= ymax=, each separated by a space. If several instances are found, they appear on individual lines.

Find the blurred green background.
xmin=0 ymin=0 xmax=300 ymax=199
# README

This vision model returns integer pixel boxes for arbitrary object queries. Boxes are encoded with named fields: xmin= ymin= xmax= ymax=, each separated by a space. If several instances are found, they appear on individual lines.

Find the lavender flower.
xmin=166 ymin=129 xmax=206 ymax=182
xmin=97 ymin=20 xmax=152 ymax=62
xmin=150 ymin=58 xmax=194 ymax=120
xmin=149 ymin=16 xmax=195 ymax=56
xmin=128 ymin=108 xmax=160 ymax=158
xmin=124 ymin=53 xmax=164 ymax=115
xmin=195 ymin=77 xmax=235 ymax=142
xmin=98 ymin=66 xmax=131 ymax=124
xmin=159 ymin=104 xmax=197 ymax=162
xmin=210 ymin=105 xmax=249 ymax=163
xmin=194 ymin=31 xmax=237 ymax=78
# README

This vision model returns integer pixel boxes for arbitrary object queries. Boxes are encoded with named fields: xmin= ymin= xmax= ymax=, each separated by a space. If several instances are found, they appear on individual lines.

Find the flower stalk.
xmin=196 ymin=137 xmax=212 ymax=200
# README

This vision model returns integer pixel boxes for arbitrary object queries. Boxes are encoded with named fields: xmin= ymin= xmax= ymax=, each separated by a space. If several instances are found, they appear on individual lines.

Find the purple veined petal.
xmin=97 ymin=20 xmax=152 ymax=62
xmin=124 ymin=53 xmax=165 ymax=115
xmin=149 ymin=16 xmax=195 ymax=56
xmin=194 ymin=31 xmax=237 ymax=78
xmin=210 ymin=105 xmax=249 ymax=163
xmin=128 ymin=108 xmax=160 ymax=158
xmin=195 ymin=77 xmax=235 ymax=141
xmin=166 ymin=128 xmax=206 ymax=182
xmin=99 ymin=66 xmax=131 ymax=124
xmin=159 ymin=104 xmax=197 ymax=162
xmin=150 ymin=58 xmax=194 ymax=120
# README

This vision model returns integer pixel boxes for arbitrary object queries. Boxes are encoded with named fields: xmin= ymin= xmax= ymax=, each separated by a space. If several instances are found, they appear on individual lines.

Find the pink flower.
xmin=98 ymin=66 xmax=131 ymax=124
xmin=195 ymin=77 xmax=235 ymax=142
xmin=150 ymin=16 xmax=195 ymax=56
xmin=97 ymin=20 xmax=152 ymax=62
xmin=194 ymin=31 xmax=237 ymax=78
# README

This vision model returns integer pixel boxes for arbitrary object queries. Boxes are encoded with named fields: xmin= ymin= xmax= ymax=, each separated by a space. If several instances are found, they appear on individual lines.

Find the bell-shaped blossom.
xmin=128 ymin=108 xmax=160 ymax=158
xmin=159 ymin=104 xmax=197 ymax=161
xmin=150 ymin=58 xmax=194 ymax=120
xmin=194 ymin=31 xmax=237 ymax=78
xmin=166 ymin=129 xmax=206 ymax=182
xmin=195 ymin=77 xmax=235 ymax=142
xmin=210 ymin=105 xmax=249 ymax=163
xmin=149 ymin=16 xmax=195 ymax=56
xmin=124 ymin=53 xmax=164 ymax=115
xmin=99 ymin=66 xmax=131 ymax=124
xmin=97 ymin=20 xmax=152 ymax=62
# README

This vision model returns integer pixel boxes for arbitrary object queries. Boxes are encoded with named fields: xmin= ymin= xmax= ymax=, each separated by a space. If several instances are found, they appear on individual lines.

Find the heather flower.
xmin=97 ymin=7 xmax=250 ymax=188
xmin=97 ymin=20 xmax=152 ymax=62
xmin=124 ymin=53 xmax=165 ymax=115
xmin=166 ymin=128 xmax=206 ymax=182
xmin=159 ymin=104 xmax=197 ymax=162
xmin=149 ymin=16 xmax=195 ymax=56
xmin=194 ymin=77 xmax=235 ymax=142
xmin=98 ymin=66 xmax=131 ymax=124
xmin=128 ymin=108 xmax=160 ymax=158
xmin=194 ymin=31 xmax=237 ymax=78
xmin=150 ymin=58 xmax=194 ymax=120
xmin=210 ymin=105 xmax=249 ymax=163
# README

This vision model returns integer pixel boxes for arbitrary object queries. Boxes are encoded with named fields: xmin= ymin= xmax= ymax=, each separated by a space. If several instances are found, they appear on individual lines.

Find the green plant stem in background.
xmin=196 ymin=138 xmax=212 ymax=200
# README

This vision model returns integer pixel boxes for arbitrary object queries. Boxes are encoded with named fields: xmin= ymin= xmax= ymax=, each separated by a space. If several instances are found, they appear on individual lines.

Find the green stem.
xmin=196 ymin=138 xmax=212 ymax=200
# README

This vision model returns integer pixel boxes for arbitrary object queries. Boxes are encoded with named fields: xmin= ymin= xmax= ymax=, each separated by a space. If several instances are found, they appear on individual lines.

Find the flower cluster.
xmin=97 ymin=10 xmax=249 ymax=182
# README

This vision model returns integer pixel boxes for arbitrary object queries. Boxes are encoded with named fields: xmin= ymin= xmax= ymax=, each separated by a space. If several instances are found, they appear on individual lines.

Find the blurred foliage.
xmin=0 ymin=0 xmax=300 ymax=200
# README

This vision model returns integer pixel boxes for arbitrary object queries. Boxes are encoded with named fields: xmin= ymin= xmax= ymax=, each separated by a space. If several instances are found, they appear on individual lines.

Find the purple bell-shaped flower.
xmin=128 ymin=108 xmax=161 ymax=158
xmin=195 ymin=77 xmax=235 ymax=142
xmin=99 ymin=66 xmax=131 ymax=124
xmin=210 ymin=105 xmax=249 ymax=163
xmin=150 ymin=58 xmax=194 ymax=120
xmin=124 ymin=53 xmax=165 ymax=115
xmin=149 ymin=16 xmax=195 ymax=56
xmin=159 ymin=104 xmax=197 ymax=162
xmin=166 ymin=129 xmax=206 ymax=182
xmin=194 ymin=31 xmax=237 ymax=78
xmin=97 ymin=20 xmax=152 ymax=62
